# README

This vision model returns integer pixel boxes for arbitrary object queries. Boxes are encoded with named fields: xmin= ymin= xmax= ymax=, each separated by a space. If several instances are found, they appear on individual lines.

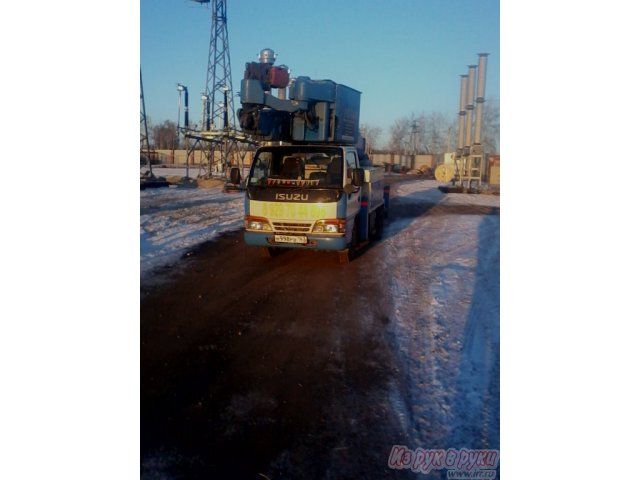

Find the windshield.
xmin=248 ymin=147 xmax=343 ymax=188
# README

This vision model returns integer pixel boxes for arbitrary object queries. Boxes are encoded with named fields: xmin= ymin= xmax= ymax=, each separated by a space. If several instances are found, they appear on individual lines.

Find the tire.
xmin=349 ymin=219 xmax=359 ymax=260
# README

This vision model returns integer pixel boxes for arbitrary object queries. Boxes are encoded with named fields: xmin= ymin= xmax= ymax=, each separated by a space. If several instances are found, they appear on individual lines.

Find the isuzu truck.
xmin=230 ymin=49 xmax=388 ymax=262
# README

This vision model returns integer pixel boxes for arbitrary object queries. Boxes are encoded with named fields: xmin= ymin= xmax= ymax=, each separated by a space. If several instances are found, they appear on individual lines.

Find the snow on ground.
xmin=382 ymin=180 xmax=500 ymax=451
xmin=140 ymin=183 xmax=244 ymax=280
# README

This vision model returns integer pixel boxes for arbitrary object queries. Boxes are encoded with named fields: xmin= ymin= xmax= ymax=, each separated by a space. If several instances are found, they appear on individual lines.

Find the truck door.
xmin=345 ymin=149 xmax=360 ymax=241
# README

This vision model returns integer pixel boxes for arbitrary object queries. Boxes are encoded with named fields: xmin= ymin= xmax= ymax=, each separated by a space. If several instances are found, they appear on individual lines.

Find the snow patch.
xmin=383 ymin=179 xmax=500 ymax=449
xmin=140 ymin=186 xmax=244 ymax=280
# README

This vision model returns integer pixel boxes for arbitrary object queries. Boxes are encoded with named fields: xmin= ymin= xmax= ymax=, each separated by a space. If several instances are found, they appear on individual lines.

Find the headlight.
xmin=245 ymin=216 xmax=272 ymax=231
xmin=312 ymin=219 xmax=346 ymax=234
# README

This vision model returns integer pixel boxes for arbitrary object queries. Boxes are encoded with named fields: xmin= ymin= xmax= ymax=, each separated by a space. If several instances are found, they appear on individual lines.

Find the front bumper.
xmin=244 ymin=231 xmax=348 ymax=251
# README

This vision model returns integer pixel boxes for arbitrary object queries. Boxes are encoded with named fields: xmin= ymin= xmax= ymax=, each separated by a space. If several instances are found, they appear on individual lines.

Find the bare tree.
xmin=387 ymin=101 xmax=498 ymax=156
xmin=151 ymin=120 xmax=179 ymax=150
xmin=387 ymin=113 xmax=456 ymax=154
xmin=360 ymin=123 xmax=382 ymax=151
xmin=481 ymin=98 xmax=500 ymax=154
xmin=421 ymin=112 xmax=456 ymax=154
xmin=388 ymin=117 xmax=410 ymax=152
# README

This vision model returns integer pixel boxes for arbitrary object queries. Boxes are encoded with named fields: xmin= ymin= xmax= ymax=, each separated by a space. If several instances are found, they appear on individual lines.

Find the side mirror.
xmin=230 ymin=167 xmax=241 ymax=185
xmin=352 ymin=168 xmax=365 ymax=187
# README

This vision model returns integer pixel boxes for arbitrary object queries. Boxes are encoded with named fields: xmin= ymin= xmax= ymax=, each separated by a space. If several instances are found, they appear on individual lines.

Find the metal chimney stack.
xmin=457 ymin=74 xmax=468 ymax=153
xmin=464 ymin=65 xmax=477 ymax=150
xmin=473 ymin=53 xmax=489 ymax=145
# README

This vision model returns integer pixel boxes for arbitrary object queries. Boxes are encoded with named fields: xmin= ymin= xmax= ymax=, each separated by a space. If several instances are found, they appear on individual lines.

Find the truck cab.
xmin=237 ymin=144 xmax=386 ymax=261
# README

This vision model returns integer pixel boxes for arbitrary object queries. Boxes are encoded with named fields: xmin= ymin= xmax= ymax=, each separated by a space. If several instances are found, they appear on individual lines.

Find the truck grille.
xmin=272 ymin=221 xmax=312 ymax=234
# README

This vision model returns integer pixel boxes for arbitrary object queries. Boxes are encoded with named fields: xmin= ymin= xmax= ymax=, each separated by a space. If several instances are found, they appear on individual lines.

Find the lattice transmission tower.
xmin=186 ymin=0 xmax=252 ymax=179
xmin=204 ymin=0 xmax=236 ymax=132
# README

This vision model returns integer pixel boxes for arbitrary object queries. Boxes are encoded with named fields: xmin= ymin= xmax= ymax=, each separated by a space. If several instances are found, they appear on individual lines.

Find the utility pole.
xmin=409 ymin=119 xmax=420 ymax=170
xmin=140 ymin=69 xmax=153 ymax=177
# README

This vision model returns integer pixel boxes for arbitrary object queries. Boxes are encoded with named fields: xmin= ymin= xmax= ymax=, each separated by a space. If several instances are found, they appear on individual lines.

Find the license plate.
xmin=274 ymin=235 xmax=307 ymax=244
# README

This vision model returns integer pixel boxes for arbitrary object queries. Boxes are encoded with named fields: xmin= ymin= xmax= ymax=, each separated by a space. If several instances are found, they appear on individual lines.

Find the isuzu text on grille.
xmin=275 ymin=193 xmax=309 ymax=201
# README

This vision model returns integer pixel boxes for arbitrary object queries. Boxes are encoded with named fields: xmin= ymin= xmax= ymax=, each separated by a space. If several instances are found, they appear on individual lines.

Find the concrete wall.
xmin=152 ymin=149 xmax=254 ymax=167
xmin=370 ymin=152 xmax=436 ymax=170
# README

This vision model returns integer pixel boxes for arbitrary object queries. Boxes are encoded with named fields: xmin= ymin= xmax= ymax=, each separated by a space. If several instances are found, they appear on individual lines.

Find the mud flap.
xmin=260 ymin=247 xmax=279 ymax=258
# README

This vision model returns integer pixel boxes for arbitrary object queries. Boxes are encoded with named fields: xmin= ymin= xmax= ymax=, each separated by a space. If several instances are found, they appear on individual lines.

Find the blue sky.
xmin=140 ymin=0 xmax=499 ymax=140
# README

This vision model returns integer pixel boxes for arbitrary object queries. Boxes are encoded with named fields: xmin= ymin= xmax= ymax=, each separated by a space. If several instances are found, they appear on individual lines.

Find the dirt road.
xmin=141 ymin=178 xmax=500 ymax=479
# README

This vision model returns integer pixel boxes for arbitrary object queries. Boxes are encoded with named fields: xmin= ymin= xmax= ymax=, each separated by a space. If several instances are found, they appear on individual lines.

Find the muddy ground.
xmin=140 ymin=177 xmax=499 ymax=479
